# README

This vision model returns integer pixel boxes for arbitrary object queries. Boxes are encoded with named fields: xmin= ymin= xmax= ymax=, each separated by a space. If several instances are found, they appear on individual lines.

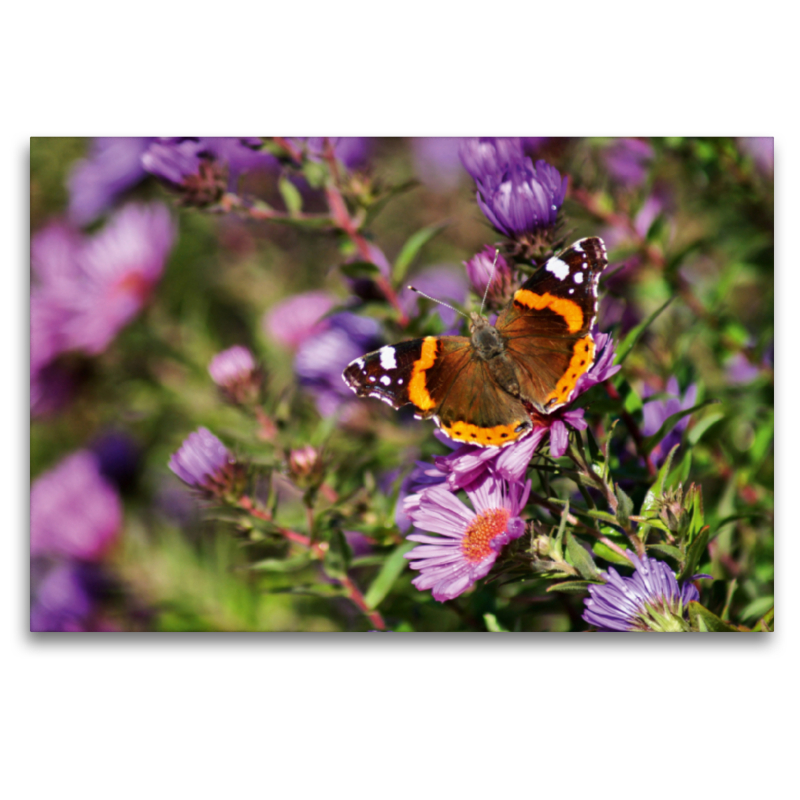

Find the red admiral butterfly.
xmin=342 ymin=237 xmax=607 ymax=448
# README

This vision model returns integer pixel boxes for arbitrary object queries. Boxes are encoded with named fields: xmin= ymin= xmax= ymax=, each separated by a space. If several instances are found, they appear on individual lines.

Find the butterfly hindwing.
xmin=496 ymin=237 xmax=606 ymax=412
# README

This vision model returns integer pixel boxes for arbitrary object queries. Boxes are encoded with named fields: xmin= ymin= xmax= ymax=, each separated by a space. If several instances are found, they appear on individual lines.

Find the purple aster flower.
xmin=295 ymin=311 xmax=382 ymax=417
xmin=208 ymin=345 xmax=261 ymax=404
xmin=582 ymin=551 xmax=706 ymax=632
xmin=263 ymin=290 xmax=337 ymax=350
xmin=641 ymin=377 xmax=698 ymax=465
xmin=30 ymin=450 xmax=122 ymax=562
xmin=64 ymin=202 xmax=175 ymax=354
xmin=603 ymin=138 xmax=654 ymax=188
xmin=411 ymin=137 xmax=466 ymax=191
xmin=30 ymin=563 xmax=95 ymax=632
xmin=400 ymin=265 xmax=468 ymax=331
xmin=291 ymin=137 xmax=372 ymax=170
xmin=459 ymin=137 xmax=525 ymax=187
xmin=30 ymin=203 xmax=175 ymax=364
xmin=404 ymin=472 xmax=531 ymax=601
xmin=738 ymin=137 xmax=774 ymax=175
xmin=67 ymin=137 xmax=155 ymax=226
xmin=573 ymin=330 xmax=621 ymax=396
xmin=168 ymin=427 xmax=239 ymax=494
xmin=463 ymin=245 xmax=515 ymax=310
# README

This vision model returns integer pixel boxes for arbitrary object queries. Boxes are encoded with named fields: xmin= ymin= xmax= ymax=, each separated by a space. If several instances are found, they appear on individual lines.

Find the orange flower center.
xmin=461 ymin=508 xmax=510 ymax=563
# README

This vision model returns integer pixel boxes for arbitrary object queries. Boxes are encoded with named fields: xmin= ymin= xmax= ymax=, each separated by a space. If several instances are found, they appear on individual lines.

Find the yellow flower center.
xmin=461 ymin=508 xmax=510 ymax=563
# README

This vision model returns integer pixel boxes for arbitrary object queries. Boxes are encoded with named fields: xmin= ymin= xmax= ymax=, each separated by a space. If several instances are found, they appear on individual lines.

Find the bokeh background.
xmin=29 ymin=137 xmax=774 ymax=631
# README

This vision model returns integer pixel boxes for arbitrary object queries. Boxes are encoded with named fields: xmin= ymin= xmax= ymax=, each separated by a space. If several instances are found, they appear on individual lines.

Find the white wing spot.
xmin=397 ymin=378 xmax=404 ymax=385
xmin=573 ymin=271 xmax=584 ymax=284
xmin=569 ymin=288 xmax=575 ymax=294
xmin=546 ymin=257 xmax=570 ymax=281
xmin=368 ymin=375 xmax=376 ymax=382
xmin=574 ymin=241 xmax=584 ymax=252
xmin=379 ymin=347 xmax=397 ymax=370
xmin=380 ymin=375 xmax=391 ymax=386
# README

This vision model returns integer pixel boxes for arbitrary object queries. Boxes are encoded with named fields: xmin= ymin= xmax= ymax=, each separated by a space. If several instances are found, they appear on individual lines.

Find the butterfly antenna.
xmin=407 ymin=286 xmax=469 ymax=319
xmin=479 ymin=248 xmax=501 ymax=316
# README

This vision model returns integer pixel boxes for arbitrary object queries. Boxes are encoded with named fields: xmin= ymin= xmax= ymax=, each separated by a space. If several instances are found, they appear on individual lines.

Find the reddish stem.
xmin=237 ymin=495 xmax=386 ymax=629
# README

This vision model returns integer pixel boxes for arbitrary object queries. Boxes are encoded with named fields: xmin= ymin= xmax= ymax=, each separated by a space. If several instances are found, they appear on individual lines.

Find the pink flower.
xmin=404 ymin=472 xmax=530 ymax=601
xmin=31 ymin=451 xmax=122 ymax=562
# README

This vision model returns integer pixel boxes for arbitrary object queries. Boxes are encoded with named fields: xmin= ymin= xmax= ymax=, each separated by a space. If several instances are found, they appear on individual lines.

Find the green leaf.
xmin=753 ymin=607 xmax=775 ymax=632
xmin=547 ymin=580 xmax=600 ymax=594
xmin=739 ymin=595 xmax=775 ymax=623
xmin=392 ymin=222 xmax=449 ymax=285
xmin=592 ymin=541 xmax=632 ymax=565
xmin=363 ymin=542 xmax=414 ymax=610
xmin=679 ymin=525 xmax=710 ymax=581
xmin=687 ymin=411 xmax=725 ymax=445
xmin=483 ymin=613 xmax=508 ymax=632
xmin=646 ymin=543 xmax=684 ymax=562
xmin=585 ymin=508 xmax=620 ymax=526
xmin=615 ymin=484 xmax=634 ymax=528
xmin=641 ymin=400 xmax=721 ymax=454
xmin=278 ymin=175 xmax=303 ymax=215
xmin=688 ymin=602 xmax=742 ymax=632
xmin=339 ymin=260 xmax=382 ymax=281
xmin=615 ymin=296 xmax=676 ymax=365
xmin=250 ymin=553 xmax=313 ymax=573
xmin=566 ymin=531 xmax=600 ymax=580
xmin=323 ymin=529 xmax=351 ymax=579
xmin=623 ymin=385 xmax=643 ymax=415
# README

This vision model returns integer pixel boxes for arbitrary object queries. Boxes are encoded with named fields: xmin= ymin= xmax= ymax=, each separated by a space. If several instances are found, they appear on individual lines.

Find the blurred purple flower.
xmin=67 ymin=137 xmax=155 ymax=226
xmin=725 ymin=352 xmax=761 ymax=385
xmin=209 ymin=345 xmax=256 ymax=387
xmin=208 ymin=345 xmax=261 ymax=404
xmin=582 ymin=551 xmax=705 ymax=632
xmin=400 ymin=265 xmax=468 ymax=331
xmin=738 ymin=137 xmax=774 ymax=175
xmin=604 ymin=138 xmax=654 ymax=188
xmin=295 ymin=312 xmax=382 ymax=417
xmin=143 ymin=137 xmax=276 ymax=199
xmin=168 ymin=428 xmax=236 ymax=490
xmin=291 ymin=137 xmax=372 ymax=170
xmin=461 ymin=137 xmax=568 ymax=243
xmin=142 ymin=139 xmax=206 ymax=185
xmin=31 ymin=450 xmax=122 ymax=562
xmin=30 ymin=203 xmax=175 ymax=365
xmin=404 ymin=471 xmax=531 ymax=601
xmin=641 ymin=377 xmax=698 ymax=464
xmin=90 ymin=429 xmax=141 ymax=491
xmin=412 ymin=137 xmax=465 ymax=191
xmin=463 ymin=245 xmax=515 ymax=309
xmin=65 ymin=203 xmax=175 ymax=354
xmin=263 ymin=290 xmax=337 ymax=350
xmin=30 ymin=563 xmax=95 ymax=632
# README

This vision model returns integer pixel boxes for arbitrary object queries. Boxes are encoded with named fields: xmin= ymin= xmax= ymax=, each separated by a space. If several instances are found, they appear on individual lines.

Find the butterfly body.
xmin=342 ymin=237 xmax=607 ymax=448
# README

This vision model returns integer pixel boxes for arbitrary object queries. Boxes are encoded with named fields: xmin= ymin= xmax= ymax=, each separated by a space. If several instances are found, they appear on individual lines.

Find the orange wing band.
xmin=441 ymin=419 xmax=527 ymax=447
xmin=408 ymin=336 xmax=439 ymax=412
xmin=545 ymin=336 xmax=595 ymax=405
xmin=514 ymin=290 xmax=584 ymax=333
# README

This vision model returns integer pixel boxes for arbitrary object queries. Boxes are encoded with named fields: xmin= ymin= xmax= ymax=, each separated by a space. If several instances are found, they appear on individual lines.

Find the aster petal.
xmin=549 ymin=420 xmax=569 ymax=458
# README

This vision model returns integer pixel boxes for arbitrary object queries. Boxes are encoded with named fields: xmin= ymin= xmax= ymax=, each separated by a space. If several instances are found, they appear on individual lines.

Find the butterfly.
xmin=341 ymin=237 xmax=607 ymax=448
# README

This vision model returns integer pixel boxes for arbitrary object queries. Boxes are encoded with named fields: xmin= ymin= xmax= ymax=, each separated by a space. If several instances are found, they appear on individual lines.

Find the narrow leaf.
xmin=615 ymin=296 xmax=676 ymax=365
xmin=278 ymin=176 xmax=303 ymax=215
xmin=363 ymin=542 xmax=415 ymax=610
xmin=392 ymin=222 xmax=449 ymax=285
xmin=566 ymin=531 xmax=600 ymax=580
xmin=547 ymin=580 xmax=600 ymax=594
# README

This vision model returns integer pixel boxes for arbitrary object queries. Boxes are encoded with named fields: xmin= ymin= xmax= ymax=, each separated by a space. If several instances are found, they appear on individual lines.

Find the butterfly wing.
xmin=496 ymin=236 xmax=607 ymax=412
xmin=342 ymin=336 xmax=533 ymax=447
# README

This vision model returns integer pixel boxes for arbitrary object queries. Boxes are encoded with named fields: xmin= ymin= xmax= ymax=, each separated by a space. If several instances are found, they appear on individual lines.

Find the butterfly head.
xmin=469 ymin=311 xmax=504 ymax=361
